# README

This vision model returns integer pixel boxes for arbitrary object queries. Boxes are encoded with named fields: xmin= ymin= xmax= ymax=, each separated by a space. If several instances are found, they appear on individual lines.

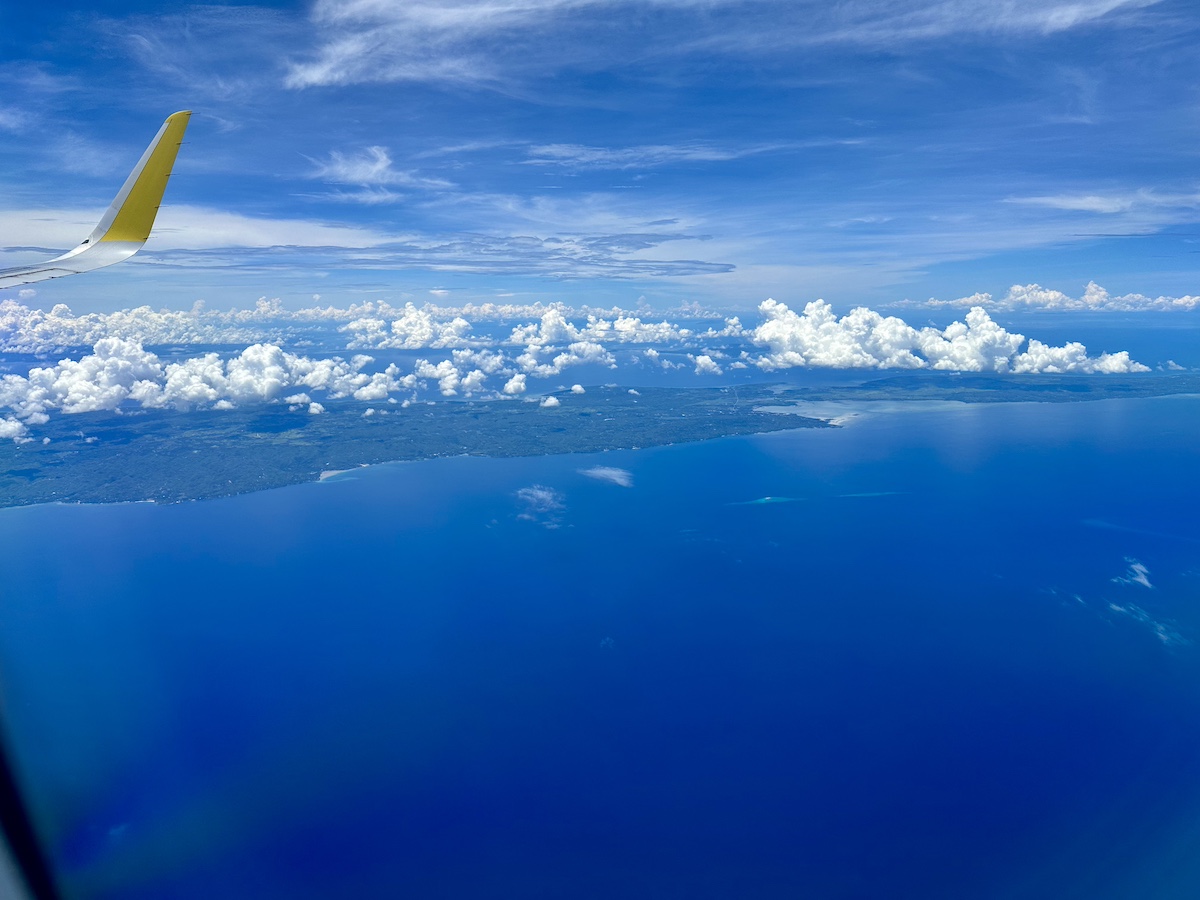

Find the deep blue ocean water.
xmin=2 ymin=396 xmax=1200 ymax=899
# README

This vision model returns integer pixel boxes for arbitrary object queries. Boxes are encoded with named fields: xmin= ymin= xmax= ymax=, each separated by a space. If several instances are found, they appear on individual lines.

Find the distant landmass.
xmin=2 ymin=373 xmax=1197 ymax=508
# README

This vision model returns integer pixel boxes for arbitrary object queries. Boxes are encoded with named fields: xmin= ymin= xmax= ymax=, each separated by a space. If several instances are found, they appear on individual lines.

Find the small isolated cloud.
xmin=540 ymin=395 xmax=561 ymax=408
xmin=1106 ymin=603 xmax=1186 ymax=646
xmin=1113 ymin=558 xmax=1153 ymax=589
xmin=0 ymin=416 xmax=29 ymax=443
xmin=516 ymin=484 xmax=565 ymax=528
xmin=307 ymin=145 xmax=453 ymax=191
xmin=503 ymin=373 xmax=527 ymax=395
xmin=1011 ymin=194 xmax=1136 ymax=214
xmin=690 ymin=353 xmax=723 ymax=375
xmin=580 ymin=466 xmax=633 ymax=488
xmin=570 ymin=384 xmax=585 ymax=394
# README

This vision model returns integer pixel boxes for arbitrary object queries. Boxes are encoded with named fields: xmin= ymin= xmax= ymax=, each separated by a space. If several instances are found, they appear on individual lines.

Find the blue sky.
xmin=1 ymin=0 xmax=1198 ymax=313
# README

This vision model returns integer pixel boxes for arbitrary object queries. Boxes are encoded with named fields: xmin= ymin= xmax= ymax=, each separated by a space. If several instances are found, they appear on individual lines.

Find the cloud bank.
xmin=751 ymin=299 xmax=1147 ymax=374
xmin=0 ymin=298 xmax=297 ymax=354
xmin=909 ymin=282 xmax=1200 ymax=312
xmin=0 ymin=339 xmax=412 ymax=441
xmin=0 ymin=291 xmax=1154 ymax=441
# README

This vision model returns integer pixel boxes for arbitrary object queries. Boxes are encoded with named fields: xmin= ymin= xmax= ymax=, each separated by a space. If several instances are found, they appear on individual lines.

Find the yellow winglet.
xmin=0 ymin=111 xmax=191 ymax=290
xmin=95 ymin=111 xmax=191 ymax=244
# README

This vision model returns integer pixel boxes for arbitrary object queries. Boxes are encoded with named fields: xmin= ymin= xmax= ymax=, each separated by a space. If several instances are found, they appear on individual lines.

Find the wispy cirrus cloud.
xmin=0 ymin=108 xmax=29 ymax=132
xmin=3 ymin=0 xmax=1188 ymax=312
xmin=283 ymin=0 xmax=1162 ymax=89
xmin=1008 ymin=189 xmax=1200 ymax=215
xmin=780 ymin=0 xmax=1161 ymax=46
xmin=414 ymin=140 xmax=525 ymax=160
xmin=525 ymin=143 xmax=768 ymax=170
xmin=0 ymin=194 xmax=733 ymax=280
xmin=277 ymin=232 xmax=730 ymax=279
xmin=521 ymin=139 xmax=862 ymax=171
xmin=95 ymin=5 xmax=301 ymax=102
xmin=306 ymin=146 xmax=455 ymax=191
xmin=0 ymin=63 xmax=81 ymax=104
xmin=305 ymin=188 xmax=410 ymax=206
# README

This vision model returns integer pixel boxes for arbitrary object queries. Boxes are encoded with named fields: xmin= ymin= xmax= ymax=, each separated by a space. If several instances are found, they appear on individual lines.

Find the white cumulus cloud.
xmin=751 ymin=299 xmax=1148 ymax=373
xmin=0 ymin=340 xmax=413 ymax=441
xmin=342 ymin=302 xmax=474 ymax=349
xmin=690 ymin=353 xmax=723 ymax=375
xmin=0 ymin=416 xmax=29 ymax=443
xmin=413 ymin=358 xmax=488 ymax=396
xmin=0 ymin=289 xmax=1155 ymax=441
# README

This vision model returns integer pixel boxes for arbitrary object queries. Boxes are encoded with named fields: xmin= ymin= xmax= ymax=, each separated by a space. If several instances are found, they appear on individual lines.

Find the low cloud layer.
xmin=909 ymin=282 xmax=1200 ymax=312
xmin=0 ymin=298 xmax=295 ymax=354
xmin=0 ymin=297 xmax=706 ymax=355
xmin=0 ymin=339 xmax=411 ymax=442
xmin=0 ymin=291 xmax=1154 ymax=441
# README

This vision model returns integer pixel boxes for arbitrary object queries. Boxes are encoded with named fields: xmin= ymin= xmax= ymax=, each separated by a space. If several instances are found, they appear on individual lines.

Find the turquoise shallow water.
xmin=2 ymin=396 xmax=1200 ymax=899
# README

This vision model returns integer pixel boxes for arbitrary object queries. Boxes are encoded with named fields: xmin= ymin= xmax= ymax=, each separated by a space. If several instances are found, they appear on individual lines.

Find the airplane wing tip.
xmin=0 ymin=111 xmax=191 ymax=290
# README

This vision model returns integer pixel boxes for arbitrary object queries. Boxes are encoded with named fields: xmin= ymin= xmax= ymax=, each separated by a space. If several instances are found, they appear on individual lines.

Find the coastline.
xmin=4 ymin=374 xmax=1199 ymax=510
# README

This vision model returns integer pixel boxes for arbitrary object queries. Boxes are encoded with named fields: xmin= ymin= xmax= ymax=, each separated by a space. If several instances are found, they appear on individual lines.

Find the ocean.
xmin=2 ymin=396 xmax=1199 ymax=899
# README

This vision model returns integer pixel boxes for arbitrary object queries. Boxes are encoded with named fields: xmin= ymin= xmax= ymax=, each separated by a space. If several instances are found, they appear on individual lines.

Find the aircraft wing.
xmin=0 ymin=110 xmax=191 ymax=290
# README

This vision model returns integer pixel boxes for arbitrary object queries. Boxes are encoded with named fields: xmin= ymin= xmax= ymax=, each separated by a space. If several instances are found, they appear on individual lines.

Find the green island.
xmin=1 ymin=372 xmax=1198 ymax=508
